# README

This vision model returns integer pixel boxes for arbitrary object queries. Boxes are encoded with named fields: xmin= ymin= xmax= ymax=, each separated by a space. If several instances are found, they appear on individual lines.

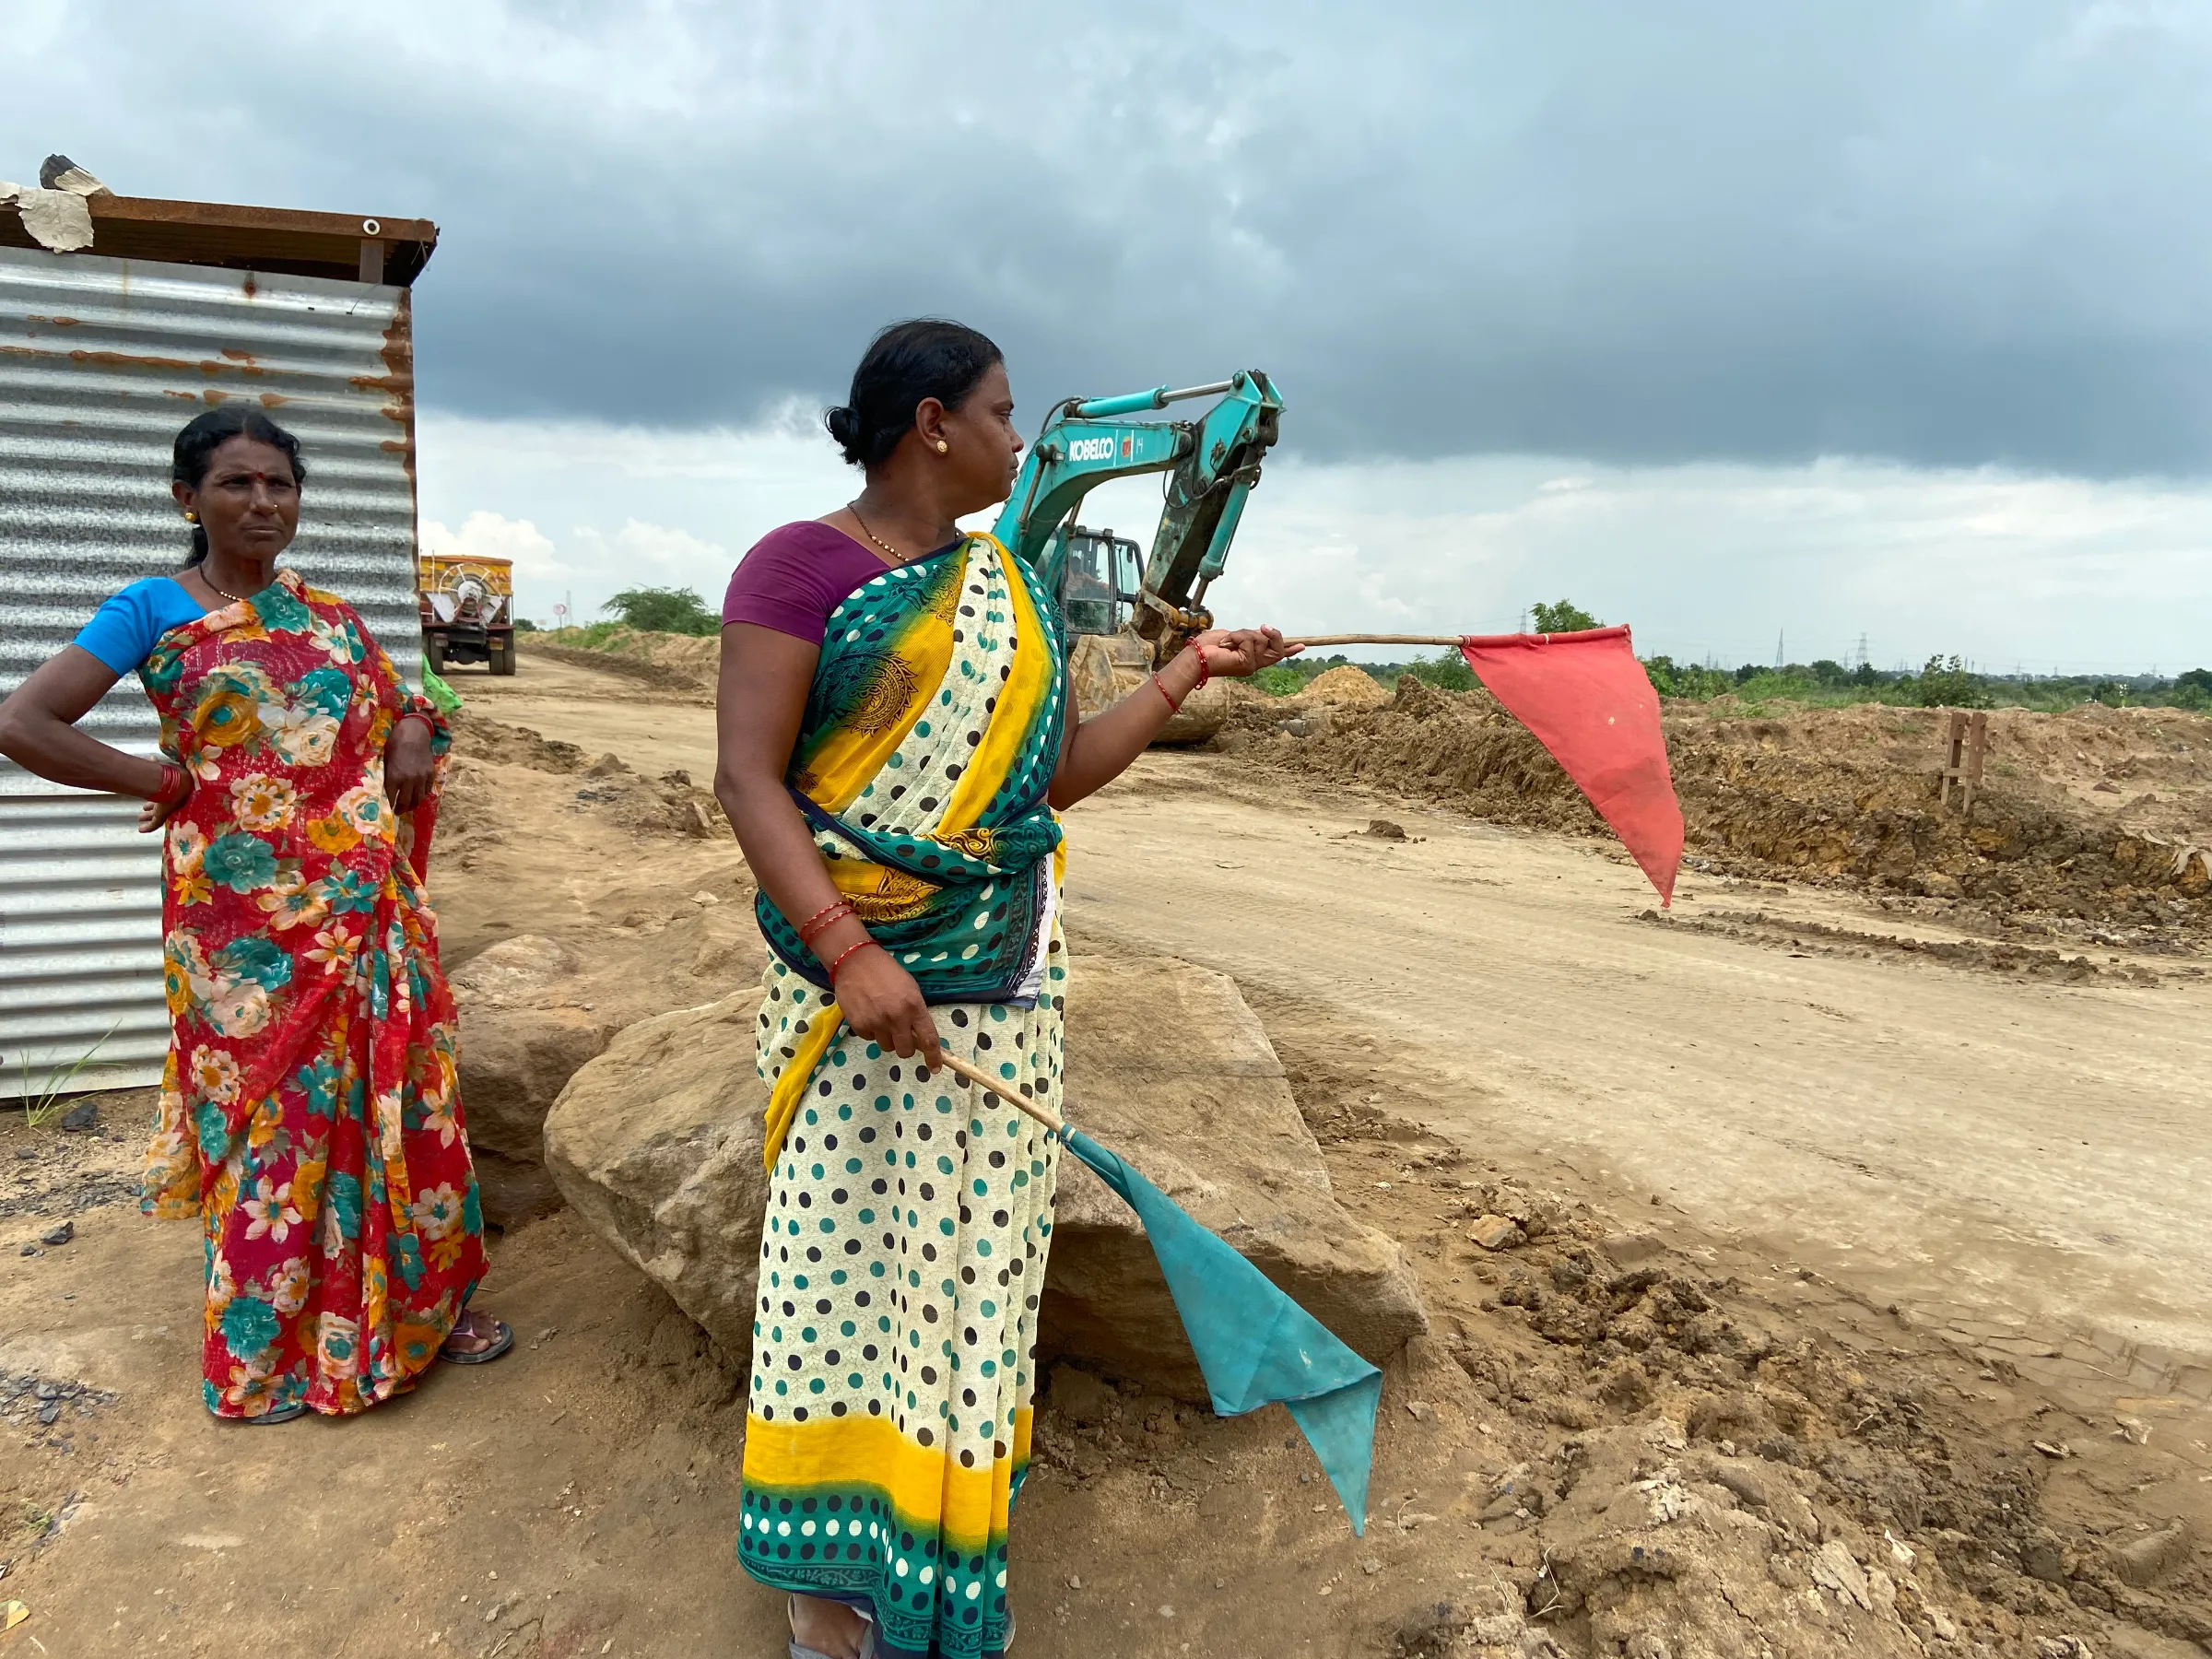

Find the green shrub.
xmin=1912 ymin=655 xmax=1992 ymax=708
xmin=1530 ymin=598 xmax=1600 ymax=634
xmin=1400 ymin=650 xmax=1476 ymax=690
xmin=603 ymin=586 xmax=721 ymax=636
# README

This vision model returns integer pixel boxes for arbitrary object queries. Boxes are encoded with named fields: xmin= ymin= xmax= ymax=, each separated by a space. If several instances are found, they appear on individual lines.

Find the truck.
xmin=418 ymin=552 xmax=516 ymax=676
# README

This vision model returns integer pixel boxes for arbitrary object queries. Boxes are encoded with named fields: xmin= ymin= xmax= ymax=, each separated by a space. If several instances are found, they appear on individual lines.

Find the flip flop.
xmin=439 ymin=1312 xmax=514 ymax=1365
xmin=787 ymin=1595 xmax=877 ymax=1659
xmin=239 ymin=1401 xmax=307 ymax=1425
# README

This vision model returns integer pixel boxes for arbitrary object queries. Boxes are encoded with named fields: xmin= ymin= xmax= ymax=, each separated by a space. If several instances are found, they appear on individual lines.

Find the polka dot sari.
xmin=737 ymin=535 xmax=1071 ymax=1658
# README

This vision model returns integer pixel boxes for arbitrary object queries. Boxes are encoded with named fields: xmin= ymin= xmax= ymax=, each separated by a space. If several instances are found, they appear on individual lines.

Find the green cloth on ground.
xmin=420 ymin=665 xmax=463 ymax=713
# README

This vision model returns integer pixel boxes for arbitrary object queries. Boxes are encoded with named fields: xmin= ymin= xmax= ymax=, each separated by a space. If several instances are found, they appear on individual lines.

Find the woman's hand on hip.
xmin=1191 ymin=626 xmax=1300 ymax=677
xmin=137 ymin=784 xmax=191 ymax=834
xmin=832 ymin=945 xmax=945 ymax=1068
xmin=383 ymin=718 xmax=436 ymax=814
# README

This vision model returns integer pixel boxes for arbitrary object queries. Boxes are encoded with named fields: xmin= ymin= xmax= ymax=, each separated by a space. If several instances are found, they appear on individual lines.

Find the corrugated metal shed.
xmin=1 ymin=220 xmax=432 ymax=1099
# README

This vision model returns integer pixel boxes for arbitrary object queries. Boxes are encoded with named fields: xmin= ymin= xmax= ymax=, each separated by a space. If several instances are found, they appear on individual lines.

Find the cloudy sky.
xmin=11 ymin=1 xmax=2211 ymax=671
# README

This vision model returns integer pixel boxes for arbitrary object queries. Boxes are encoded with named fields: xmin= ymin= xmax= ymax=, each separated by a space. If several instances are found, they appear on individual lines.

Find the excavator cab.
xmin=1057 ymin=526 xmax=1145 ymax=637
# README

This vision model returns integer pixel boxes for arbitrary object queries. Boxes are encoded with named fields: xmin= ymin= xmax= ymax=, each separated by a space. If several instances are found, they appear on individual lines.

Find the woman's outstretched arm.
xmin=1045 ymin=627 xmax=1298 ymax=809
xmin=713 ymin=622 xmax=944 ymax=1065
xmin=0 ymin=646 xmax=183 ymax=828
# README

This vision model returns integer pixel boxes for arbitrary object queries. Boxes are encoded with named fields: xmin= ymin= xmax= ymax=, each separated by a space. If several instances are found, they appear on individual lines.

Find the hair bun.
xmin=825 ymin=406 xmax=862 ymax=454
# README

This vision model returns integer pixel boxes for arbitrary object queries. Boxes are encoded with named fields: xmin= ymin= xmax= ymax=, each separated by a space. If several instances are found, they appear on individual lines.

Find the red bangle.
xmin=1151 ymin=673 xmax=1183 ymax=715
xmin=826 ymin=937 xmax=880 ymax=982
xmin=152 ymin=763 xmax=191 ymax=807
xmin=397 ymin=710 xmax=436 ymax=733
xmin=799 ymin=900 xmax=856 ymax=947
xmin=1187 ymin=643 xmax=1212 ymax=694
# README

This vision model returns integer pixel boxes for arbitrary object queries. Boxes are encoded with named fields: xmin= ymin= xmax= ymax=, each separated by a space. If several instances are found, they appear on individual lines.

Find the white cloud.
xmin=415 ymin=410 xmax=2212 ymax=674
xmin=415 ymin=411 xmax=853 ymax=624
xmin=421 ymin=511 xmax=563 ymax=579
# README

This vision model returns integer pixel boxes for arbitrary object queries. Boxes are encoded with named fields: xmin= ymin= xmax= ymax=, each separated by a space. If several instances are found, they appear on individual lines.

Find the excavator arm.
xmin=990 ymin=370 xmax=1282 ymax=663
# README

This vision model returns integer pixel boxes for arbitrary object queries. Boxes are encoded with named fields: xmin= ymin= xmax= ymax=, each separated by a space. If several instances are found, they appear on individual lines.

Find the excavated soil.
xmin=1230 ymin=678 xmax=2212 ymax=956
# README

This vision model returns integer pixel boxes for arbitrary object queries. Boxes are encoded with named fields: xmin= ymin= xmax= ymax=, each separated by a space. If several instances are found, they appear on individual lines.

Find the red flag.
xmin=1458 ymin=626 xmax=1683 ymax=905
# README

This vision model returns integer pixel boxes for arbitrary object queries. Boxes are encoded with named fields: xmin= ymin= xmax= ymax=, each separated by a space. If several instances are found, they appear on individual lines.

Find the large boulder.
xmin=1043 ymin=956 xmax=1427 ymax=1393
xmin=542 ymin=989 xmax=770 ymax=1360
xmin=452 ymin=935 xmax=618 ymax=1227
xmin=542 ymin=956 xmax=1428 ymax=1397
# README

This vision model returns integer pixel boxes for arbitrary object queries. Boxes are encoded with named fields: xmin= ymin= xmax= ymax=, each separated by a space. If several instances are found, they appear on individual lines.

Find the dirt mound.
xmin=1305 ymin=664 xmax=1391 ymax=707
xmin=528 ymin=627 xmax=720 ymax=696
xmin=448 ymin=715 xmax=727 ymax=841
xmin=1438 ymin=1206 xmax=2212 ymax=1657
xmin=1240 ymin=678 xmax=2212 ymax=949
xmin=451 ymin=712 xmax=587 ymax=773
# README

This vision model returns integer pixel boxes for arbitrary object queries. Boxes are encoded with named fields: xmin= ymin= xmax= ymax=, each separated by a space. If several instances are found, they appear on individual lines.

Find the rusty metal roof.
xmin=0 ymin=194 xmax=438 ymax=286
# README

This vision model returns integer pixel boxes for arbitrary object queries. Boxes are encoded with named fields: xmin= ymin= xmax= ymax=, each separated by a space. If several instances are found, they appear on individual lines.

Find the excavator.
xmin=987 ymin=371 xmax=1283 ymax=740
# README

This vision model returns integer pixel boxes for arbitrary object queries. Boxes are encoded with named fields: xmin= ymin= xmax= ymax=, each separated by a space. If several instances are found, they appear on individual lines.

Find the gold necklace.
xmin=199 ymin=567 xmax=253 ymax=605
xmin=846 ymin=503 xmax=904 ymax=562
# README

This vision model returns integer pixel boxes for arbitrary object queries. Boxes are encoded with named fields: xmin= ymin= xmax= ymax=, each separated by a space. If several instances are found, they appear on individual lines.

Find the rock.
xmin=2109 ymin=1523 xmax=2193 ymax=1588
xmin=547 ymin=955 xmax=1428 ymax=1394
xmin=461 ymin=1005 xmax=617 ymax=1224
xmin=452 ymin=935 xmax=616 ymax=1226
xmin=450 ymin=934 xmax=582 ymax=1002
xmin=1040 ymin=957 xmax=1428 ymax=1396
xmin=543 ymin=989 xmax=770 ymax=1361
xmin=57 ymin=1100 xmax=99 ymax=1133
xmin=1469 ymin=1214 xmax=1525 ymax=1251
xmin=1919 ymin=871 xmax=1963 ymax=900
xmin=1806 ymin=1540 xmax=1872 ymax=1609
xmin=1366 ymin=818 xmax=1407 ymax=841
xmin=39 ymin=1222 xmax=72 ymax=1248
xmin=2019 ymin=1530 xmax=2067 ymax=1583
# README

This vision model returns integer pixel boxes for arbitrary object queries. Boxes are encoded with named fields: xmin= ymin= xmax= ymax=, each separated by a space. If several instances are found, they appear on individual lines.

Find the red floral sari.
xmin=136 ymin=568 xmax=485 ymax=1418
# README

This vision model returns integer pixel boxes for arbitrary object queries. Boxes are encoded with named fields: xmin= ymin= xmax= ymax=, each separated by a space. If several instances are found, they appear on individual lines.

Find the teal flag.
xmin=1061 ymin=1127 xmax=1382 ymax=1535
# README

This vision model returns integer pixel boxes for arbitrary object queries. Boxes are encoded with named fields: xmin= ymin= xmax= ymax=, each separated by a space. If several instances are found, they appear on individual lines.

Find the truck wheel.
xmin=488 ymin=636 xmax=516 ymax=677
xmin=426 ymin=633 xmax=447 ymax=675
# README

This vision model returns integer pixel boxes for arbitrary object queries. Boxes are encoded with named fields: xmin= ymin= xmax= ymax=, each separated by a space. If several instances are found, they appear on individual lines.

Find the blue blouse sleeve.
xmin=72 ymin=577 xmax=205 ymax=676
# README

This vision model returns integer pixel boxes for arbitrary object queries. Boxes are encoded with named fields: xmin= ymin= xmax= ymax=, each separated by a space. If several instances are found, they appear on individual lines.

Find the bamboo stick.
xmin=931 ymin=1047 xmax=1067 ymax=1135
xmin=1281 ymin=634 xmax=1464 ymax=649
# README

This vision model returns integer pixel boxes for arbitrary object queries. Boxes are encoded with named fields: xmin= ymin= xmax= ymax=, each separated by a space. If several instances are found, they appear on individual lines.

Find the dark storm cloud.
xmin=11 ymin=1 xmax=2212 ymax=474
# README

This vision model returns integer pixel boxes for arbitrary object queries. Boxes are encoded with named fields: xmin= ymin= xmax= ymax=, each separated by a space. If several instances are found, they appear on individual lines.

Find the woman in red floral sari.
xmin=0 ymin=406 xmax=510 ymax=1421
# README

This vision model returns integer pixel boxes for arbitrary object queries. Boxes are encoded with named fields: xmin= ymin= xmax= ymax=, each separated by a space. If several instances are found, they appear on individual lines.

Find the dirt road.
xmin=469 ymin=652 xmax=2212 ymax=1394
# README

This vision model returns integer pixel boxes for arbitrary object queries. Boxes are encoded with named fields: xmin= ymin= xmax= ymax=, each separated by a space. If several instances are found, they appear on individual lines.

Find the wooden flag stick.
xmin=1281 ymin=634 xmax=1464 ymax=649
xmin=931 ymin=1046 xmax=1066 ymax=1135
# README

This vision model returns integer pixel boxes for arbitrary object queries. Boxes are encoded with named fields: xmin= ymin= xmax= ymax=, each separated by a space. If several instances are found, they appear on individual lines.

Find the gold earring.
xmin=184 ymin=510 xmax=198 ymax=524
xmin=935 ymin=440 xmax=949 ymax=454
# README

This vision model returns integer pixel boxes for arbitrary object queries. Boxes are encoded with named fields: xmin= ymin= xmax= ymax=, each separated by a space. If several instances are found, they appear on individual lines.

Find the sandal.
xmin=237 ymin=1401 xmax=307 ymax=1426
xmin=439 ymin=1309 xmax=514 ymax=1365
xmin=787 ymin=1594 xmax=877 ymax=1659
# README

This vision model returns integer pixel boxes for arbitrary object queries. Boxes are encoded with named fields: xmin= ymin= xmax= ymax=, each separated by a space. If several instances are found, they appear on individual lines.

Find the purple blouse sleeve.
xmin=721 ymin=523 xmax=888 ymax=645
